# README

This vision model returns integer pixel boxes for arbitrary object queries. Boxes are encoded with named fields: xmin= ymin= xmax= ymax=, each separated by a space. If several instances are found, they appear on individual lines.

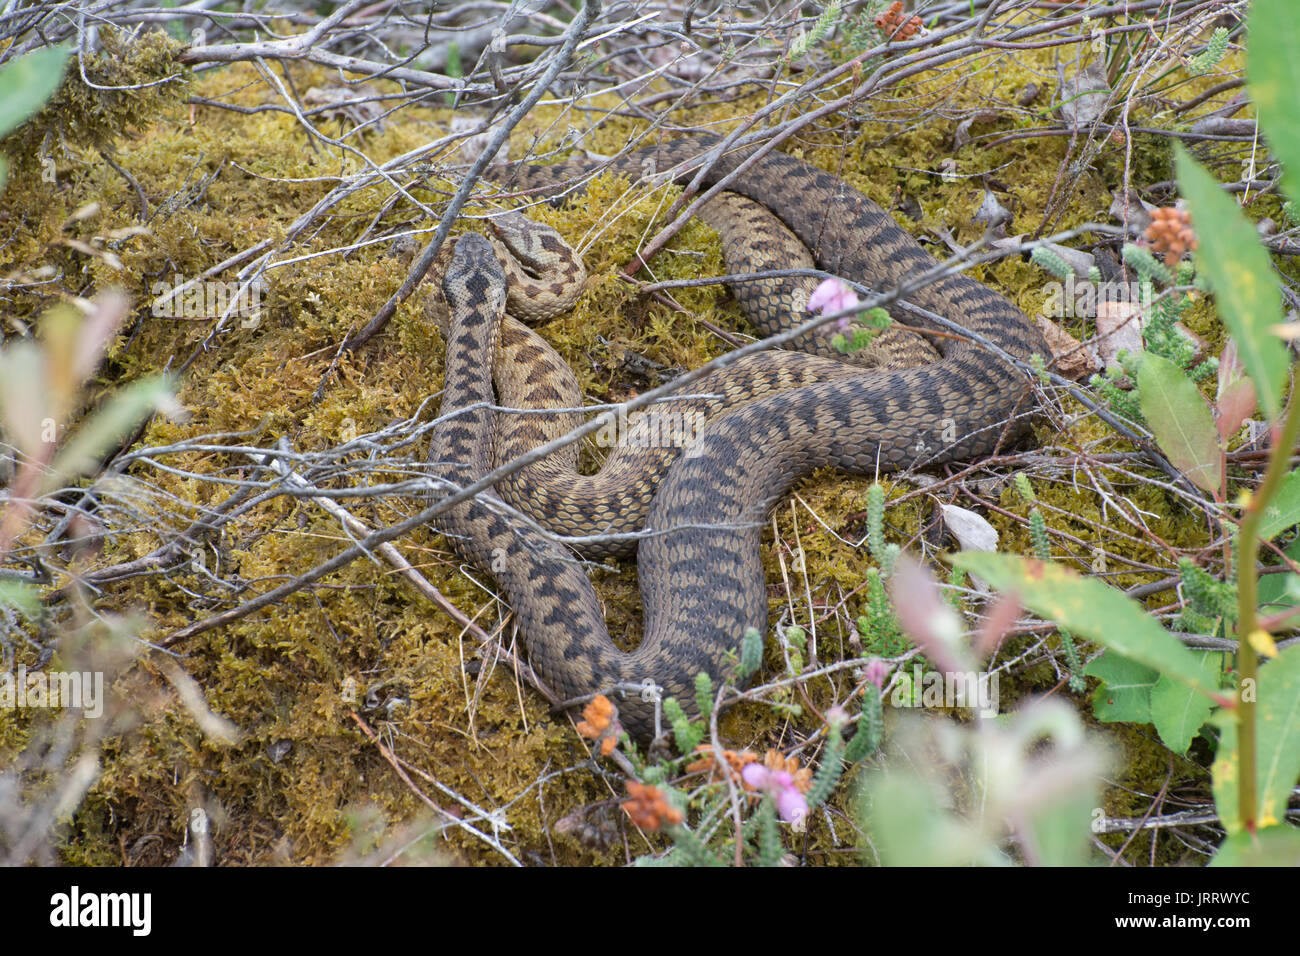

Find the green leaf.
xmin=859 ymin=767 xmax=1006 ymax=866
xmin=1210 ymin=825 xmax=1300 ymax=866
xmin=1258 ymin=570 xmax=1300 ymax=612
xmin=1259 ymin=469 xmax=1300 ymax=541
xmin=1149 ymin=652 xmax=1225 ymax=753
xmin=1137 ymin=352 xmax=1222 ymax=495
xmin=0 ymin=578 xmax=41 ymax=618
xmin=952 ymin=552 xmax=1214 ymax=693
xmin=1028 ymin=777 xmax=1104 ymax=868
xmin=0 ymin=46 xmax=70 ymax=139
xmin=1256 ymin=645 xmax=1300 ymax=828
xmin=1259 ymin=538 xmax=1300 ymax=613
xmin=43 ymin=375 xmax=176 ymax=493
xmin=1210 ymin=712 xmax=1241 ymax=833
xmin=1084 ymin=651 xmax=1157 ymax=724
xmin=1212 ymin=643 xmax=1300 ymax=833
xmin=1247 ymin=0 xmax=1300 ymax=204
xmin=1175 ymin=145 xmax=1288 ymax=420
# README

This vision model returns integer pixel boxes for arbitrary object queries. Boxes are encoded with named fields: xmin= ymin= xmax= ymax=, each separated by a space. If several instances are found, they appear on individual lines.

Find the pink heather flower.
xmin=741 ymin=763 xmax=809 ymax=825
xmin=741 ymin=762 xmax=768 ymax=789
xmin=864 ymin=657 xmax=889 ymax=690
xmin=807 ymin=278 xmax=859 ymax=317
xmin=776 ymin=787 xmax=809 ymax=825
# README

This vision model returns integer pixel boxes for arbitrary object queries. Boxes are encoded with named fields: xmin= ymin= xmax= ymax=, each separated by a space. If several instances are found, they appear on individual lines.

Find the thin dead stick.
xmin=249 ymin=443 xmax=558 ymax=701
xmin=326 ymin=0 xmax=602 ymax=366
xmin=348 ymin=711 xmax=523 ymax=866
xmin=252 ymin=444 xmax=487 ymax=640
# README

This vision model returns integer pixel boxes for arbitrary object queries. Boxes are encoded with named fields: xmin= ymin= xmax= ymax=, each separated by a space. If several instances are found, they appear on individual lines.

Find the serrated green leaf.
xmin=1212 ymin=643 xmax=1300 ymax=833
xmin=1210 ymin=825 xmax=1300 ymax=866
xmin=1175 ymin=145 xmax=1288 ymax=420
xmin=1247 ymin=0 xmax=1300 ymax=204
xmin=1085 ymin=651 xmax=1157 ymax=723
xmin=0 ymin=46 xmax=70 ymax=138
xmin=1150 ymin=652 xmax=1225 ymax=753
xmin=1137 ymin=352 xmax=1222 ymax=494
xmin=952 ymin=552 xmax=1214 ymax=693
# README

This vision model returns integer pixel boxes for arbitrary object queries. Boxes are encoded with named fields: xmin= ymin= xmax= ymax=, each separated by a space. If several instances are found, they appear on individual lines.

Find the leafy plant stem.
xmin=1235 ymin=381 xmax=1300 ymax=833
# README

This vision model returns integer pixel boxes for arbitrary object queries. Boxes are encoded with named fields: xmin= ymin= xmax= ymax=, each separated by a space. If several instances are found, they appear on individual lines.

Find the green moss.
xmin=2 ymin=27 xmax=189 ymax=172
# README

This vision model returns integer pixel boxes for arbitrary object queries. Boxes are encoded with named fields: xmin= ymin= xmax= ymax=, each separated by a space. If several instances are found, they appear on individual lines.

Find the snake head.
xmin=449 ymin=231 xmax=500 ymax=272
xmin=487 ymin=211 xmax=565 ymax=275
xmin=487 ymin=211 xmax=587 ymax=323
xmin=444 ymin=233 xmax=507 ymax=316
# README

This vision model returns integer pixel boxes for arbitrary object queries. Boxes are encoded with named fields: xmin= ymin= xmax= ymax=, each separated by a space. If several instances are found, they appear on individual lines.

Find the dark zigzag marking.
xmin=427 ymin=137 xmax=1050 ymax=737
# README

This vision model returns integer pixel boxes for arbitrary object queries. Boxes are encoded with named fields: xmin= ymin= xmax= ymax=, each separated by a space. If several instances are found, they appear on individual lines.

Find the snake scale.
xmin=428 ymin=134 xmax=1047 ymax=739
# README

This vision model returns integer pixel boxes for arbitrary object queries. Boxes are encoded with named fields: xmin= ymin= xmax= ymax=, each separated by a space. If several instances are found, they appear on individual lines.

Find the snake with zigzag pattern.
xmin=426 ymin=134 xmax=1046 ymax=739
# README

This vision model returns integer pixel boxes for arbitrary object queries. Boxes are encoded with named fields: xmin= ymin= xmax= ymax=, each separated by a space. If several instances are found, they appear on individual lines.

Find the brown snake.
xmin=427 ymin=134 xmax=1047 ymax=739
xmin=479 ymin=190 xmax=939 ymax=561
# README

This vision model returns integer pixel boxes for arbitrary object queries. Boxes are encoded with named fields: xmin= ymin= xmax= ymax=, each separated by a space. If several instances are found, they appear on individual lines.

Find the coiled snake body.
xmin=429 ymin=135 xmax=1046 ymax=738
